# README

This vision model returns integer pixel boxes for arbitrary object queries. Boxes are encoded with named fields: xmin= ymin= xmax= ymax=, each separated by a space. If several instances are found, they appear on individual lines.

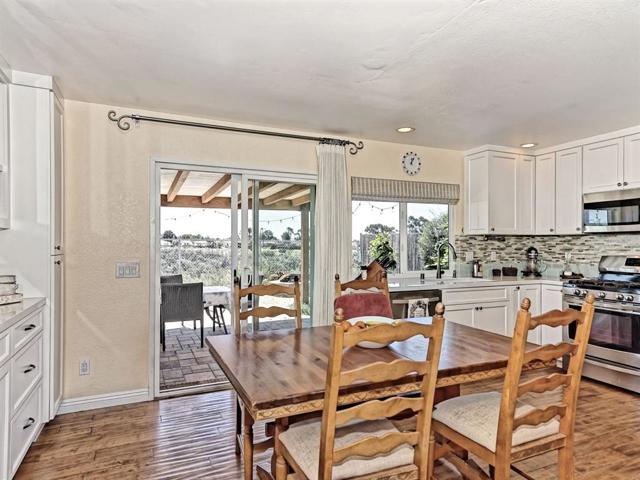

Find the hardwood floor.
xmin=15 ymin=373 xmax=639 ymax=479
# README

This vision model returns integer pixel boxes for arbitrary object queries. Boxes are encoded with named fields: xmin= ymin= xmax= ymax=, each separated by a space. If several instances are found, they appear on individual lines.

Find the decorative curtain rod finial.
xmin=108 ymin=110 xmax=133 ymax=131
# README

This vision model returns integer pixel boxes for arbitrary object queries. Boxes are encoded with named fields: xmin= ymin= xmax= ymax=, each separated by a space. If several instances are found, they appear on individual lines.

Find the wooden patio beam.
xmin=262 ymin=185 xmax=309 ymax=206
xmin=162 ymin=195 xmax=234 ymax=208
xmin=201 ymin=174 xmax=231 ymax=204
xmin=291 ymin=194 xmax=311 ymax=207
xmin=166 ymin=170 xmax=189 ymax=202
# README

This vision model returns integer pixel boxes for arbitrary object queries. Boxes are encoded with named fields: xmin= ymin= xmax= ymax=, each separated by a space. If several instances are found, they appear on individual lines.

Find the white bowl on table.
xmin=347 ymin=316 xmax=396 ymax=348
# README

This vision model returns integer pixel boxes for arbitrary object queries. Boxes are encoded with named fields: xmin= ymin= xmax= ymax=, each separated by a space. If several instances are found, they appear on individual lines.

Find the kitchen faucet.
xmin=436 ymin=241 xmax=457 ymax=279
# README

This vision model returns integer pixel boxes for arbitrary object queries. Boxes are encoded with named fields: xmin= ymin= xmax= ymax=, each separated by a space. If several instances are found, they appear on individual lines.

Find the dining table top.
xmin=206 ymin=318 xmax=551 ymax=420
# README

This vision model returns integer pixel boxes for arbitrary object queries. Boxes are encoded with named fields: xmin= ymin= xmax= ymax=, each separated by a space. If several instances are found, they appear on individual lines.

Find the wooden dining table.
xmin=206 ymin=318 xmax=553 ymax=480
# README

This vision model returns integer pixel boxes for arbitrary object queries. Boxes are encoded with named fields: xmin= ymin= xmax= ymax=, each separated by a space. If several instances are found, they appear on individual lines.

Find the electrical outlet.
xmin=490 ymin=251 xmax=497 ymax=261
xmin=465 ymin=251 xmax=473 ymax=262
xmin=116 ymin=261 xmax=140 ymax=278
xmin=79 ymin=358 xmax=91 ymax=376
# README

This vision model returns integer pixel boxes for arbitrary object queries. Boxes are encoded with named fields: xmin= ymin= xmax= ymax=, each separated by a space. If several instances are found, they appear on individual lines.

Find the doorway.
xmin=152 ymin=162 xmax=316 ymax=396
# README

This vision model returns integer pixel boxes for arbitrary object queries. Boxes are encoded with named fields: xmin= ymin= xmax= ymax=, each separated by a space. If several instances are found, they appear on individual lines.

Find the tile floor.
xmin=160 ymin=312 xmax=312 ymax=391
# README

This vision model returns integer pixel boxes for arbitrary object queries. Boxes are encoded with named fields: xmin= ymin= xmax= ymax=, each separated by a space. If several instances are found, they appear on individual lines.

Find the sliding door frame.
xmin=149 ymin=157 xmax=316 ymax=398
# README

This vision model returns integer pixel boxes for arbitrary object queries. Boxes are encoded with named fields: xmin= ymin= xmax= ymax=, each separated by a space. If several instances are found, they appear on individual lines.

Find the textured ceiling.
xmin=1 ymin=0 xmax=639 ymax=150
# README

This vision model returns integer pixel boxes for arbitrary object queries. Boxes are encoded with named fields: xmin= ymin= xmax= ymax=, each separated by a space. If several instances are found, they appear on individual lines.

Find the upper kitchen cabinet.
xmin=555 ymin=147 xmax=582 ymax=234
xmin=0 ymin=60 xmax=9 ymax=229
xmin=535 ymin=153 xmax=555 ymax=235
xmin=464 ymin=150 xmax=534 ymax=235
xmin=624 ymin=133 xmax=640 ymax=190
xmin=582 ymin=138 xmax=623 ymax=193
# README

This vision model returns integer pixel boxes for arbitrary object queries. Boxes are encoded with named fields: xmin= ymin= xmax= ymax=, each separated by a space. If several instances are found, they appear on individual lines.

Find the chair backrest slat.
xmin=335 ymin=272 xmax=391 ymax=300
xmin=340 ymin=359 xmax=429 ymax=386
xmin=517 ymin=372 xmax=572 ymax=396
xmin=333 ymin=431 xmax=420 ymax=465
xmin=513 ymin=404 xmax=568 ymax=429
xmin=522 ymin=342 xmax=578 ymax=364
xmin=494 ymin=295 xmax=595 ymax=466
xmin=335 ymin=397 xmax=424 ymax=426
xmin=233 ymin=276 xmax=302 ymax=335
xmin=318 ymin=304 xmax=446 ymax=480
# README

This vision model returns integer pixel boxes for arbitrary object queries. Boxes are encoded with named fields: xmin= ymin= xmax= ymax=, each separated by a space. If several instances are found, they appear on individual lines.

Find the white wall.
xmin=63 ymin=100 xmax=464 ymax=398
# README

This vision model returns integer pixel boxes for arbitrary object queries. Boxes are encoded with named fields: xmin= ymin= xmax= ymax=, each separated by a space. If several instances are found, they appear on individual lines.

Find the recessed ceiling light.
xmin=396 ymin=127 xmax=415 ymax=133
xmin=520 ymin=143 xmax=537 ymax=148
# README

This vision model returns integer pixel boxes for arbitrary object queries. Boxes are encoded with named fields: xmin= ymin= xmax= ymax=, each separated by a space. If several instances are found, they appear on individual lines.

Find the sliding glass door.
xmin=231 ymin=175 xmax=315 ymax=333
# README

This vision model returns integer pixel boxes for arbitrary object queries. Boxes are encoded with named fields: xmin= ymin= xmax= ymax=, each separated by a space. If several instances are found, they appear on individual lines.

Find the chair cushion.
xmin=432 ymin=392 xmax=560 ymax=452
xmin=334 ymin=292 xmax=393 ymax=320
xmin=279 ymin=417 xmax=414 ymax=480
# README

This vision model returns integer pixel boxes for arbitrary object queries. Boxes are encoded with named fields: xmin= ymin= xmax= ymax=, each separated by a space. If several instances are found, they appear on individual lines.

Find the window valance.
xmin=351 ymin=177 xmax=460 ymax=205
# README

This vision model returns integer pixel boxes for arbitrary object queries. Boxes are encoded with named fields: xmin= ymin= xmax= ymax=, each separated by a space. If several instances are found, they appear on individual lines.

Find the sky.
xmin=161 ymin=201 xmax=447 ymax=240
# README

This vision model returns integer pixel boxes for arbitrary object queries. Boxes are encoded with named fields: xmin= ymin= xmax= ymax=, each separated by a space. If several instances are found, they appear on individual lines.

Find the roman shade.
xmin=351 ymin=176 xmax=460 ymax=205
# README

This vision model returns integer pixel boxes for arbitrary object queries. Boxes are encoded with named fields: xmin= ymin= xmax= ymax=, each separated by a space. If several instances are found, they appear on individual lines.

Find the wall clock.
xmin=402 ymin=151 xmax=421 ymax=176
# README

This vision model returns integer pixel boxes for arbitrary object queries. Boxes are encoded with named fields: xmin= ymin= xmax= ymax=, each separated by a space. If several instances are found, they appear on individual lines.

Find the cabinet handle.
xmin=23 ymin=364 xmax=36 ymax=374
xmin=490 ymin=228 xmax=495 ymax=232
xmin=549 ymin=228 xmax=554 ymax=232
xmin=23 ymin=324 xmax=36 ymax=331
xmin=516 ymin=286 xmax=520 ymax=290
xmin=54 ymin=245 xmax=61 ymax=251
xmin=617 ymin=182 xmax=622 ymax=187
xmin=576 ymin=227 xmax=581 ymax=231
xmin=54 ymin=260 xmax=62 ymax=265
xmin=23 ymin=417 xmax=36 ymax=430
xmin=624 ymin=181 xmax=629 ymax=186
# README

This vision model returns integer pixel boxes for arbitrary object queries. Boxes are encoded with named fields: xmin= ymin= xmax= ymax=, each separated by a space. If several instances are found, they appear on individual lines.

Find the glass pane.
xmin=406 ymin=203 xmax=449 ymax=271
xmin=351 ymin=201 xmax=400 ymax=275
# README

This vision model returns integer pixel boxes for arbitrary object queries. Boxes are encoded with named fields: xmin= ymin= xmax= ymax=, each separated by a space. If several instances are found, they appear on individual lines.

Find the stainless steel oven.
xmin=583 ymin=188 xmax=640 ymax=233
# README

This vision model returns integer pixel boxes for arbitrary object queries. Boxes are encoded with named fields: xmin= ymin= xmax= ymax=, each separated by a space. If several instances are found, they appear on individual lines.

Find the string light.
xmin=164 ymin=208 xmax=231 ymax=221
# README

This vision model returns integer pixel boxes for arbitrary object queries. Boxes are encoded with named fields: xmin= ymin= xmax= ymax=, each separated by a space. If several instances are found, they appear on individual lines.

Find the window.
xmin=352 ymin=200 xmax=451 ymax=275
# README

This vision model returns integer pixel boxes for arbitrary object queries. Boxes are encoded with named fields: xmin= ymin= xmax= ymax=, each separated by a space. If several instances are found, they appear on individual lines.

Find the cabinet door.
xmin=0 ymin=364 xmax=8 ymax=480
xmin=488 ymin=152 xmax=518 ymax=234
xmin=50 ymin=256 xmax=63 ymax=418
xmin=583 ymin=138 xmax=623 ymax=193
xmin=51 ymin=96 xmax=64 ymax=255
xmin=474 ymin=303 xmax=509 ymax=336
xmin=516 ymin=155 xmax=535 ymax=234
xmin=444 ymin=304 xmax=474 ymax=327
xmin=465 ymin=153 xmax=489 ymax=234
xmin=541 ymin=285 xmax=563 ymax=345
xmin=555 ymin=147 xmax=583 ymax=235
xmin=515 ymin=285 xmax=541 ymax=344
xmin=535 ymin=153 xmax=556 ymax=235
xmin=0 ymin=77 xmax=8 ymax=230
xmin=624 ymin=133 xmax=640 ymax=189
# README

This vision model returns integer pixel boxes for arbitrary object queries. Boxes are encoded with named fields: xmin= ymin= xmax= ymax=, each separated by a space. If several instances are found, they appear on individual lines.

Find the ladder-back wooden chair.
xmin=233 ymin=276 xmax=302 ymax=336
xmin=334 ymin=272 xmax=393 ymax=320
xmin=274 ymin=304 xmax=446 ymax=480
xmin=431 ymin=294 xmax=595 ymax=480
xmin=335 ymin=272 xmax=391 ymax=300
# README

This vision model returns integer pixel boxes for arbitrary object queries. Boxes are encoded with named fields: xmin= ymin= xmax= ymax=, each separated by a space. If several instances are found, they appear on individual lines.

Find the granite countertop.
xmin=388 ymin=276 xmax=565 ymax=292
xmin=0 ymin=297 xmax=46 ymax=333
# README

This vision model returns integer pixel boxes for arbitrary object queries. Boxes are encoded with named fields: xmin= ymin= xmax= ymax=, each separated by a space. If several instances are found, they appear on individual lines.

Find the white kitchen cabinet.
xmin=511 ymin=285 xmax=541 ymax=344
xmin=488 ymin=152 xmax=518 ymax=234
xmin=582 ymin=138 xmax=624 ymax=193
xmin=464 ymin=151 xmax=535 ymax=235
xmin=541 ymin=284 xmax=564 ymax=345
xmin=516 ymin=155 xmax=536 ymax=235
xmin=474 ymin=302 xmax=510 ymax=336
xmin=535 ymin=153 xmax=556 ymax=235
xmin=443 ymin=303 xmax=474 ymax=327
xmin=464 ymin=152 xmax=489 ymax=234
xmin=0 ymin=364 xmax=9 ymax=480
xmin=555 ymin=147 xmax=583 ymax=235
xmin=0 ymin=66 xmax=9 ymax=230
xmin=624 ymin=133 xmax=640 ymax=190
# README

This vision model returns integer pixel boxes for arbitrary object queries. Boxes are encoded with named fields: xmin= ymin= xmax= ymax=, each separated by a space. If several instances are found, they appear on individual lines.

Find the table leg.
xmin=271 ymin=417 xmax=289 ymax=478
xmin=243 ymin=404 xmax=255 ymax=480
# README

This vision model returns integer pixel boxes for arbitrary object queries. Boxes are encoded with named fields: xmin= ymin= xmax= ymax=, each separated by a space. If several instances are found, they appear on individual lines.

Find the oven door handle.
xmin=585 ymin=358 xmax=640 ymax=377
xmin=565 ymin=301 xmax=640 ymax=316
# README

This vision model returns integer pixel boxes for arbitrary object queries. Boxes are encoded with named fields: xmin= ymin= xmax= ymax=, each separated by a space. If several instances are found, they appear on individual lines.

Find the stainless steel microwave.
xmin=583 ymin=188 xmax=640 ymax=233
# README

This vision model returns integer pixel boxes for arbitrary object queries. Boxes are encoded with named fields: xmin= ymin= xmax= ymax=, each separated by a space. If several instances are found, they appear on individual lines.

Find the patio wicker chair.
xmin=160 ymin=282 xmax=204 ymax=351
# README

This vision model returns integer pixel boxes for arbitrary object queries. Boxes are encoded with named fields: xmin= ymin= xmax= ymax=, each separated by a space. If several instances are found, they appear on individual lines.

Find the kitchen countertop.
xmin=0 ymin=297 xmax=46 ymax=333
xmin=388 ymin=276 xmax=565 ymax=292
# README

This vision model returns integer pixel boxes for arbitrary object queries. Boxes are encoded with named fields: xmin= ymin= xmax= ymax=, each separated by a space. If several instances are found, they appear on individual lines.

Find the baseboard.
xmin=57 ymin=388 xmax=151 ymax=415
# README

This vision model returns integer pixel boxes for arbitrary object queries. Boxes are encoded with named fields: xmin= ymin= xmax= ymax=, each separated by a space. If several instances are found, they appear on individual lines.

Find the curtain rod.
xmin=107 ymin=110 xmax=365 ymax=155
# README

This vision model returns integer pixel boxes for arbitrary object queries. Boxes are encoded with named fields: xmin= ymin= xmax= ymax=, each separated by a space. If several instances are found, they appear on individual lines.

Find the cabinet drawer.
xmin=11 ymin=336 xmax=42 ymax=413
xmin=11 ymin=310 xmax=43 ymax=353
xmin=0 ymin=329 xmax=9 ymax=366
xmin=443 ymin=287 xmax=510 ymax=305
xmin=9 ymin=383 xmax=41 ymax=477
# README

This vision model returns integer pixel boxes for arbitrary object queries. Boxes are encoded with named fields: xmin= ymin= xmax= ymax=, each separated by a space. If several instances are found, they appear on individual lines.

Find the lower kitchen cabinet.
xmin=0 ymin=364 xmax=9 ymax=479
xmin=442 ymin=301 xmax=510 ymax=335
xmin=541 ymin=284 xmax=564 ymax=345
xmin=512 ymin=285 xmax=541 ymax=344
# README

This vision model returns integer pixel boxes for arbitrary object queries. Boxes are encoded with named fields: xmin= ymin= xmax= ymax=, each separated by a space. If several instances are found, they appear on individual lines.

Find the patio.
xmin=160 ymin=313 xmax=312 ymax=391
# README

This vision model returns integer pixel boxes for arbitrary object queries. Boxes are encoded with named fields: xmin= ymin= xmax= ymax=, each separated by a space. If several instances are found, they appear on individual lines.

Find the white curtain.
xmin=313 ymin=142 xmax=352 ymax=326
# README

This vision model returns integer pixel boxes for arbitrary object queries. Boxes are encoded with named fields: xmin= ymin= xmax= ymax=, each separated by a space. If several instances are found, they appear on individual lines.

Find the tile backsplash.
xmin=454 ymin=233 xmax=640 ymax=276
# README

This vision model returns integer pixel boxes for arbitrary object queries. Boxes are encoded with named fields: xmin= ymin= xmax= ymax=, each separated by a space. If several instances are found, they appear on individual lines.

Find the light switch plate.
xmin=465 ymin=252 xmax=473 ymax=262
xmin=490 ymin=251 xmax=497 ymax=261
xmin=79 ymin=358 xmax=90 ymax=376
xmin=116 ymin=262 xmax=140 ymax=278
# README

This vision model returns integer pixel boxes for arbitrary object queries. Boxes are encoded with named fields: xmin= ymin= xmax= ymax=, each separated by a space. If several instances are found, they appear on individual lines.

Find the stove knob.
xmin=598 ymin=291 xmax=606 ymax=299
xmin=617 ymin=294 xmax=625 ymax=301
xmin=626 ymin=295 xmax=634 ymax=302
xmin=574 ymin=289 xmax=581 ymax=296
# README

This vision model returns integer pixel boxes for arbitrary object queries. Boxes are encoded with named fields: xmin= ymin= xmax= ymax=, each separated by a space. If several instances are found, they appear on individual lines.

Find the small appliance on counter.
xmin=521 ymin=246 xmax=546 ymax=277
xmin=0 ymin=275 xmax=22 ymax=305
xmin=471 ymin=259 xmax=483 ymax=278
